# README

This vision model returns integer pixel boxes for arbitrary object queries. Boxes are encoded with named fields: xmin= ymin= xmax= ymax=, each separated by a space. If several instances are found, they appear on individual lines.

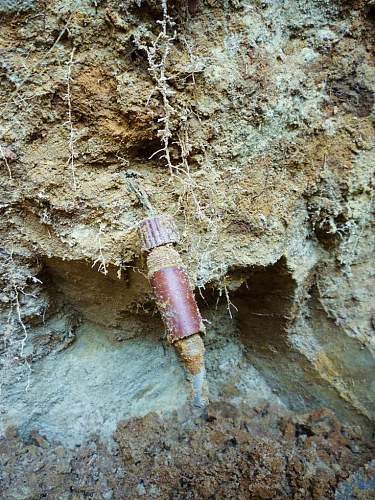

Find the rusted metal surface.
xmin=174 ymin=333 xmax=205 ymax=375
xmin=140 ymin=215 xmax=204 ymax=343
xmin=139 ymin=215 xmax=179 ymax=251
xmin=174 ymin=334 xmax=208 ymax=407
xmin=140 ymin=213 xmax=208 ymax=406
xmin=149 ymin=265 xmax=205 ymax=342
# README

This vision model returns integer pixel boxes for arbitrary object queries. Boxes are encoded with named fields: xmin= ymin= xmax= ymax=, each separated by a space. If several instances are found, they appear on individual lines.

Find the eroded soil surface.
xmin=1 ymin=0 xmax=374 ymax=497
xmin=1 ymin=403 xmax=374 ymax=499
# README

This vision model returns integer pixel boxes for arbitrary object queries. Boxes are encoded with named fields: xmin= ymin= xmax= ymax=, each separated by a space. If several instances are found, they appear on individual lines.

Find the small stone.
xmin=30 ymin=430 xmax=49 ymax=449
xmin=282 ymin=421 xmax=295 ymax=440
xmin=0 ymin=144 xmax=17 ymax=161
xmin=136 ymin=482 xmax=146 ymax=496
xmin=4 ymin=425 xmax=18 ymax=439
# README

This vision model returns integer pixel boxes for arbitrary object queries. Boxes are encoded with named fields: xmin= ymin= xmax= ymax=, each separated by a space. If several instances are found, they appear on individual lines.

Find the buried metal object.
xmin=138 ymin=214 xmax=208 ymax=407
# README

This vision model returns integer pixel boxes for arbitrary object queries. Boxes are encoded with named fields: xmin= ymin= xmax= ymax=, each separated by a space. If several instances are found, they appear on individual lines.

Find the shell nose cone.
xmin=174 ymin=334 xmax=209 ymax=407
xmin=174 ymin=333 xmax=205 ymax=375
xmin=191 ymin=367 xmax=209 ymax=408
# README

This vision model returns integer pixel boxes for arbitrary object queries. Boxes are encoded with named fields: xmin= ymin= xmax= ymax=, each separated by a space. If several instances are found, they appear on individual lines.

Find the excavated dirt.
xmin=1 ymin=404 xmax=375 ymax=499
xmin=0 ymin=0 xmax=374 ymax=497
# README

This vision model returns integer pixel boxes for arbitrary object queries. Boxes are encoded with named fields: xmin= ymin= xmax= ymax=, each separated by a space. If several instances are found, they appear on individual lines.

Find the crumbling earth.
xmin=1 ymin=404 xmax=374 ymax=499
xmin=0 ymin=0 xmax=374 ymax=498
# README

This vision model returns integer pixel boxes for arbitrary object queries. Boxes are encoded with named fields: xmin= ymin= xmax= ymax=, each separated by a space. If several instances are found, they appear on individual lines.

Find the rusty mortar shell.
xmin=139 ymin=215 xmax=205 ymax=343
xmin=139 ymin=215 xmax=208 ymax=407
xmin=146 ymin=245 xmax=205 ymax=343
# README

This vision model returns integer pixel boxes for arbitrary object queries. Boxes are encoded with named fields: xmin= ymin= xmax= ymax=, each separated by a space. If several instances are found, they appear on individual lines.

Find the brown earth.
xmin=1 ymin=404 xmax=374 ymax=499
xmin=0 ymin=0 xmax=374 ymax=498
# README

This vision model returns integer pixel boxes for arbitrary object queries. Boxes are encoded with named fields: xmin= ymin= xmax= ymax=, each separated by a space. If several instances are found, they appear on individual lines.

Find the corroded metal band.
xmin=148 ymin=257 xmax=205 ymax=342
xmin=139 ymin=215 xmax=179 ymax=251
xmin=174 ymin=334 xmax=205 ymax=375
xmin=147 ymin=245 xmax=182 ymax=278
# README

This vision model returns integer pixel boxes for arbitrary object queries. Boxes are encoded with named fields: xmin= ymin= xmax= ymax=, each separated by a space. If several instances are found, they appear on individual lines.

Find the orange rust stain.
xmin=174 ymin=334 xmax=205 ymax=375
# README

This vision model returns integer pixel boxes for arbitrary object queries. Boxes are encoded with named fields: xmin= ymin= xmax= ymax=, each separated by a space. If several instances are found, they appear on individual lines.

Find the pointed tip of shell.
xmin=174 ymin=334 xmax=205 ymax=375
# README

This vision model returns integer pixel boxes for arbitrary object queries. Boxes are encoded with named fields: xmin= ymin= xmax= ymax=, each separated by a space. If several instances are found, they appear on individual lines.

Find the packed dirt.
xmin=0 ymin=0 xmax=374 ymax=498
